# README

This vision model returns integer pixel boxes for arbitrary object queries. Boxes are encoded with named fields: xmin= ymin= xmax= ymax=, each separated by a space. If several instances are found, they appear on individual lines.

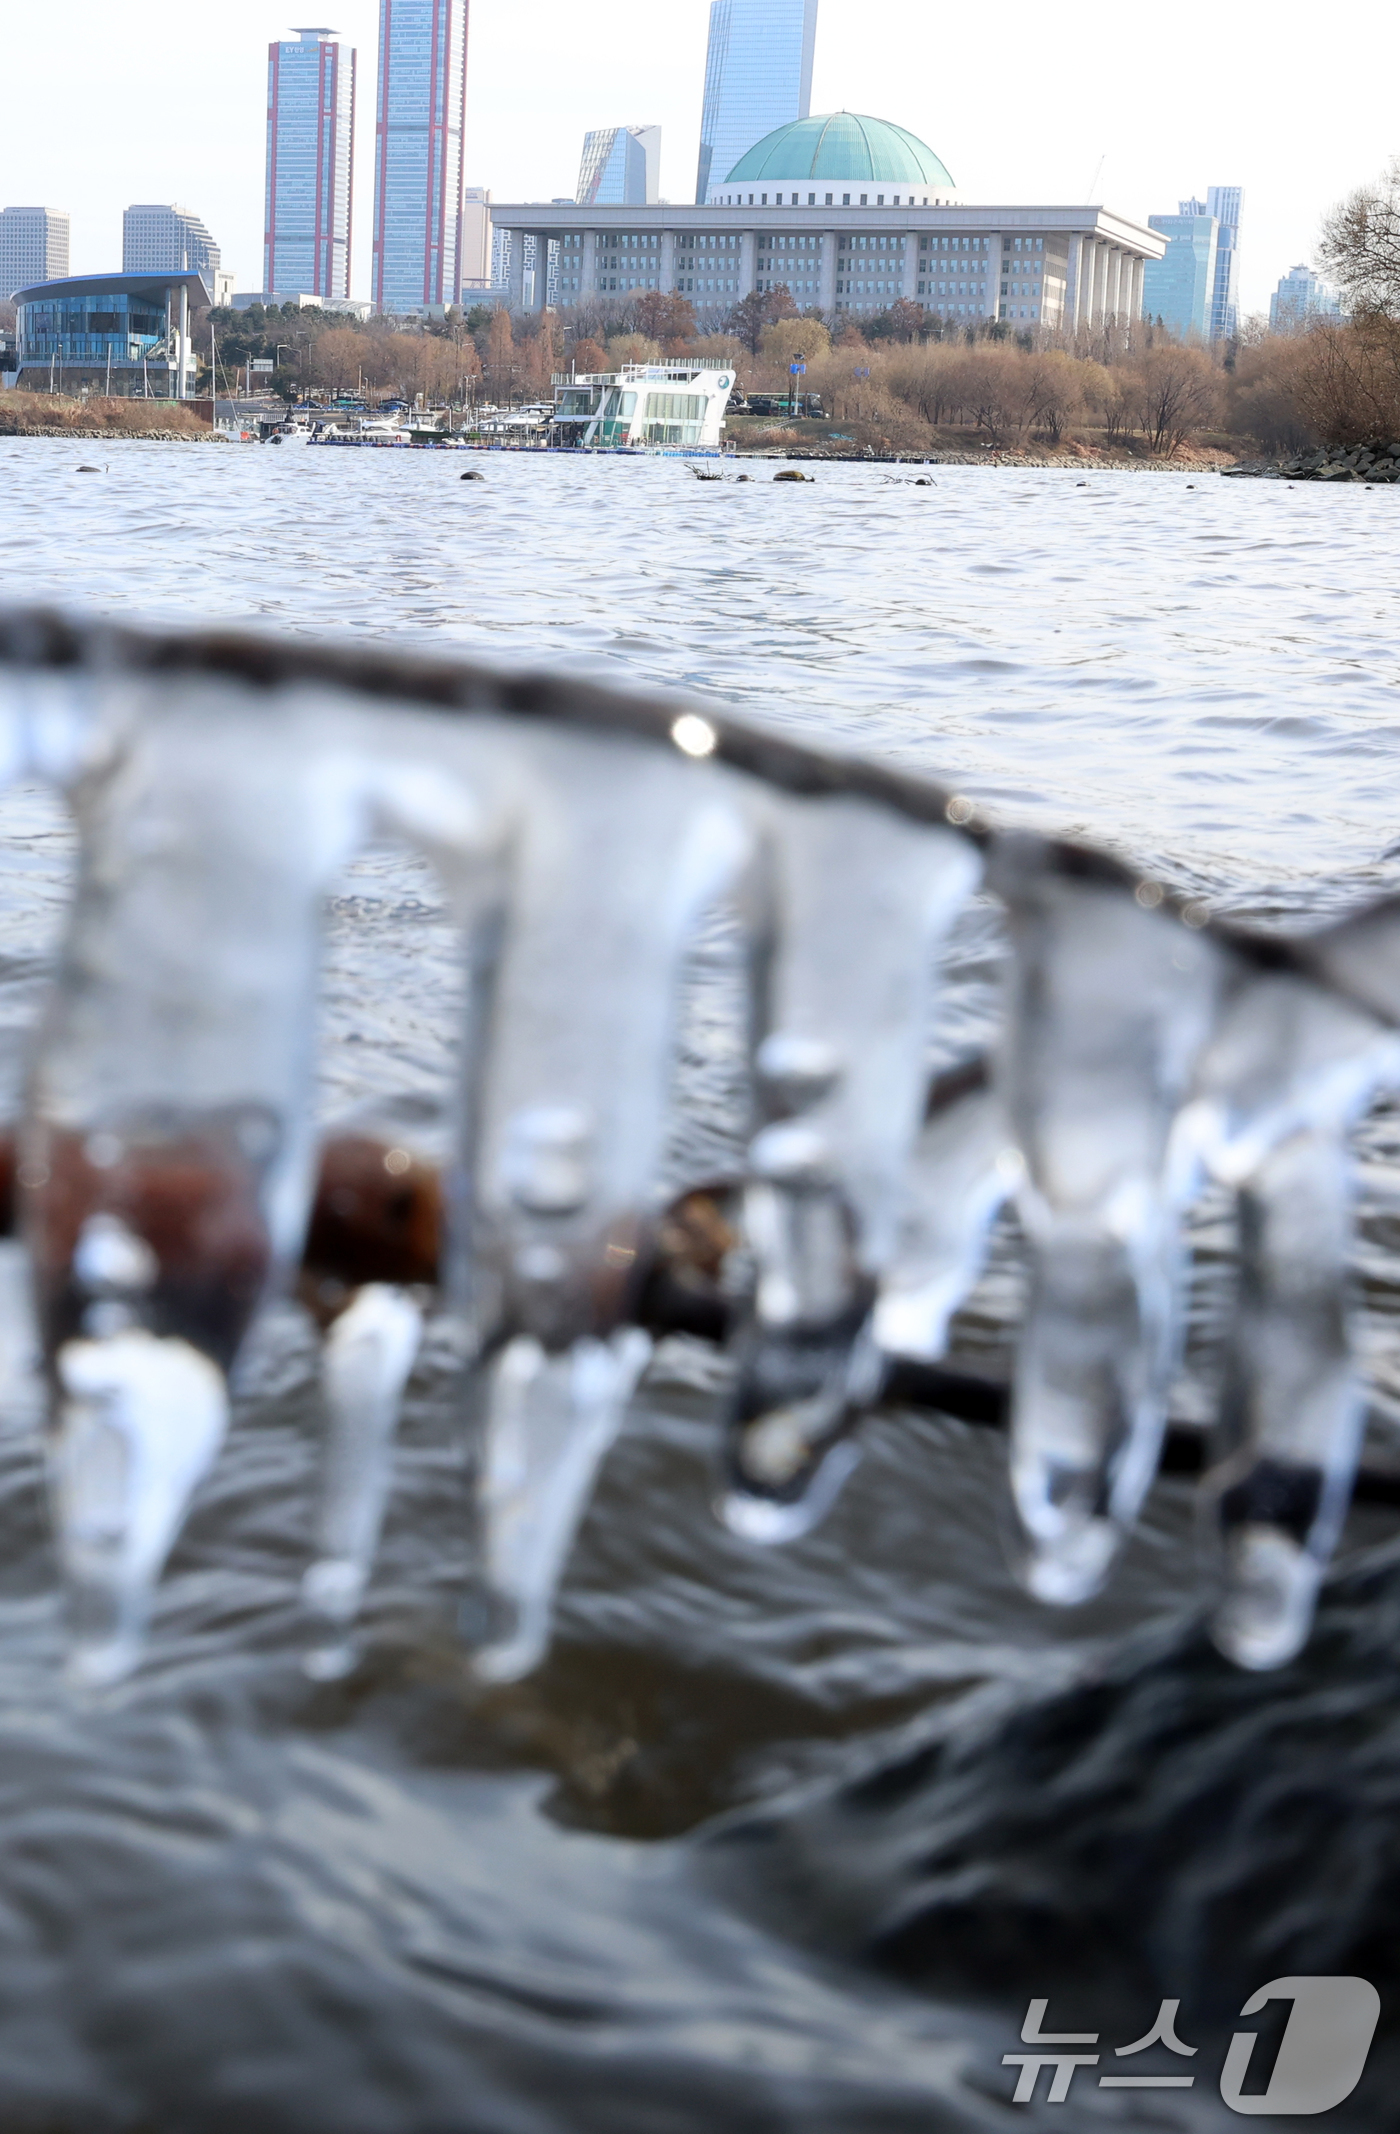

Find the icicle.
xmin=472 ymin=1327 xmax=651 ymax=1682
xmin=298 ymin=1126 xmax=445 ymax=1673
xmin=873 ymin=1061 xmax=1020 ymax=1366
xmin=989 ymin=840 xmax=1225 ymax=1605
xmin=22 ymin=676 xmax=374 ymax=1678
xmin=302 ymin=1283 xmax=424 ymax=1679
xmin=722 ymin=798 xmax=980 ymax=1539
xmin=1182 ymin=967 xmax=1400 ymax=1667
xmin=52 ymin=1327 xmax=227 ymax=1685
xmin=1208 ymin=1127 xmax=1361 ymax=1669
xmin=462 ymin=728 xmax=751 ymax=1670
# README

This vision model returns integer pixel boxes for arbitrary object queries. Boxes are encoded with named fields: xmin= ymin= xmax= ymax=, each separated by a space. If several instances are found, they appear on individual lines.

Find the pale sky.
xmin=4 ymin=0 xmax=1394 ymax=316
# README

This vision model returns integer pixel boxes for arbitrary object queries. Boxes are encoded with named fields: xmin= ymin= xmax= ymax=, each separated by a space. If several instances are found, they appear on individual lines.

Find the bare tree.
xmin=1319 ymin=158 xmax=1400 ymax=316
xmin=725 ymin=287 xmax=797 ymax=355
xmin=309 ymin=327 xmax=372 ymax=396
xmin=630 ymin=290 xmax=697 ymax=345
xmin=1021 ymin=351 xmax=1086 ymax=443
xmin=1128 ymin=346 xmax=1219 ymax=454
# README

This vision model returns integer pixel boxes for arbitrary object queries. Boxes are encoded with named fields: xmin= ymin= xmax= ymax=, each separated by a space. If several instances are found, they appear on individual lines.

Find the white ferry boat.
xmin=548 ymin=363 xmax=735 ymax=455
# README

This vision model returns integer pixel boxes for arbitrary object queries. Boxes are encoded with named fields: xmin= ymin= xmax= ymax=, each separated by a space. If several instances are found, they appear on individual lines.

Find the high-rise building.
xmin=372 ymin=0 xmax=469 ymax=312
xmin=265 ymin=27 xmax=356 ymax=301
xmin=695 ymin=0 xmax=818 ymax=205
xmin=123 ymin=204 xmax=221 ymax=280
xmin=1269 ymin=263 xmax=1343 ymax=332
xmin=0 ymin=207 xmax=70 ymax=297
xmin=1205 ymin=185 xmax=1242 ymax=340
xmin=1143 ymin=210 xmax=1218 ymax=337
xmin=1180 ymin=186 xmax=1242 ymax=338
xmin=577 ymin=126 xmax=661 ymax=207
xmin=459 ymin=187 xmax=491 ymax=295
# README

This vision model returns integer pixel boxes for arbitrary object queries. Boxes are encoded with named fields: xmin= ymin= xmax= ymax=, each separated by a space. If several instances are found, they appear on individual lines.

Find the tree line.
xmin=200 ymin=157 xmax=1400 ymax=452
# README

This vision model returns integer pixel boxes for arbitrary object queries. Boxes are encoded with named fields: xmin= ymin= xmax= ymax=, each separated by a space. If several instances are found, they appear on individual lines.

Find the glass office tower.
xmin=577 ymin=126 xmax=661 ymax=207
xmin=265 ymin=28 xmax=356 ymax=300
xmin=1143 ymin=211 xmax=1219 ymax=337
xmin=1205 ymin=184 xmax=1242 ymax=340
xmin=372 ymin=0 xmax=469 ymax=312
xmin=695 ymin=0 xmax=818 ymax=205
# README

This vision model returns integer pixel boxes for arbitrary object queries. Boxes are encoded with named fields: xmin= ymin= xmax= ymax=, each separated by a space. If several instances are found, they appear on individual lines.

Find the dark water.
xmin=0 ymin=440 xmax=1398 ymax=2128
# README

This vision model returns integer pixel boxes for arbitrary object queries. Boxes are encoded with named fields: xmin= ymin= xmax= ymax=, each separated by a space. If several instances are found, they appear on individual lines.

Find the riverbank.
xmin=725 ymin=414 xmax=1240 ymax=470
xmin=0 ymin=393 xmax=214 ymax=439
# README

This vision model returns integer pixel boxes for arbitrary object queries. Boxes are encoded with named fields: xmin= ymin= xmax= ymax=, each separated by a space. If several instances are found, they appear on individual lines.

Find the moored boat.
xmin=548 ymin=362 xmax=735 ymax=454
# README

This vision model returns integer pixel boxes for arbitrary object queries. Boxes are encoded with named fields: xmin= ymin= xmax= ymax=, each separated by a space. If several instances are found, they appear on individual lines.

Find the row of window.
xmin=714 ymin=190 xmax=944 ymax=208
xmin=915 ymin=281 xmax=987 ymax=298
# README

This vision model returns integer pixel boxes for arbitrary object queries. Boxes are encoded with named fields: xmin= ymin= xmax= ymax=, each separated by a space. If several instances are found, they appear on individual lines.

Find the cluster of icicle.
xmin=0 ymin=609 xmax=1397 ymax=1690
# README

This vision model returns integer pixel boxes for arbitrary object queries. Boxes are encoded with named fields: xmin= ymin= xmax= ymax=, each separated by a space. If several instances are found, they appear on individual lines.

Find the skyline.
xmin=4 ymin=0 xmax=1396 ymax=317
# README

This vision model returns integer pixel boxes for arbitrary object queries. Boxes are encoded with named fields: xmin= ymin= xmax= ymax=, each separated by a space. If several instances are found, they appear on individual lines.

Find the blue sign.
xmin=789 ymin=362 xmax=807 ymax=375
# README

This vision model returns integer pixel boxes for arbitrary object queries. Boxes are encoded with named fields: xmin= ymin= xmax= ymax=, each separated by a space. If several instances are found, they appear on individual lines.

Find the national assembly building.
xmin=490 ymin=113 xmax=1164 ymax=331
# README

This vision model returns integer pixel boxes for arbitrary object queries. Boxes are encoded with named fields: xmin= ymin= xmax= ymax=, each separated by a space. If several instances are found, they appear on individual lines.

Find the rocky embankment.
xmin=1227 ymin=441 xmax=1400 ymax=481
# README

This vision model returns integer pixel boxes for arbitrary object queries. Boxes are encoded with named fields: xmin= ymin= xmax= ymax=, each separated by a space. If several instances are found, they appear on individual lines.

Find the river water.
xmin=0 ymin=438 xmax=1398 ymax=2129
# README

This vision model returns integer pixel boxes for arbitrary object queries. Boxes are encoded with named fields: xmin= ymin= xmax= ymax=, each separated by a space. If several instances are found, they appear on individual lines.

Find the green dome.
xmin=723 ymin=113 xmax=954 ymax=191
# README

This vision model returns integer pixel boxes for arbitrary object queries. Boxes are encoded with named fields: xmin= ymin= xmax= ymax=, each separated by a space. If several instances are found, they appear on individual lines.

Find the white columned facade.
xmin=818 ymin=231 xmax=836 ymax=312
xmin=1063 ymin=235 xmax=1080 ymax=327
xmin=739 ymin=227 xmax=757 ymax=298
xmin=1092 ymin=241 xmax=1109 ymax=324
xmin=985 ymin=231 xmax=1002 ymax=317
xmin=489 ymin=202 xmax=1166 ymax=331
xmin=1129 ymin=255 xmax=1145 ymax=320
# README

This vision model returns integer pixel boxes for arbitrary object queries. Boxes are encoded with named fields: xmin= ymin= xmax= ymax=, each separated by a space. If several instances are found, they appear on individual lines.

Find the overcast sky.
xmin=5 ymin=0 xmax=1393 ymax=316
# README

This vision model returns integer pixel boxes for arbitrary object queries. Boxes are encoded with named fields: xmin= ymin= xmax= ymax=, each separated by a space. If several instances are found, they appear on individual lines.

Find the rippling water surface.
xmin=0 ymin=440 xmax=1398 ymax=2130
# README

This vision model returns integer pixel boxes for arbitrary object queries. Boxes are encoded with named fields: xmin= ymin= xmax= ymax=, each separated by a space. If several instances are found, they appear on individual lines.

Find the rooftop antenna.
xmin=1084 ymin=152 xmax=1106 ymax=201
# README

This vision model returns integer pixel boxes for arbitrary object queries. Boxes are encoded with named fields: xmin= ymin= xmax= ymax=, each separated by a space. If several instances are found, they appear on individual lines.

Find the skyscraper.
xmin=0 ymin=207 xmax=69 ymax=298
xmin=1269 ymin=263 xmax=1342 ymax=332
xmin=1205 ymin=184 xmax=1242 ymax=340
xmin=695 ymin=0 xmax=818 ymax=205
xmin=372 ymin=0 xmax=469 ymax=312
xmin=1143 ymin=209 xmax=1218 ymax=337
xmin=1180 ymin=187 xmax=1242 ymax=338
xmin=123 ymin=205 xmax=221 ymax=280
xmin=265 ymin=27 xmax=356 ymax=300
xmin=577 ymin=126 xmax=661 ymax=207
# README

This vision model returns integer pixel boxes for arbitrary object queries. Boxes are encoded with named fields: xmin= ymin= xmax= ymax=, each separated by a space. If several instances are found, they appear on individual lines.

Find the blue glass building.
xmin=14 ymin=271 xmax=208 ymax=395
xmin=265 ymin=29 xmax=356 ymax=300
xmin=372 ymin=0 xmax=469 ymax=312
xmin=696 ymin=0 xmax=818 ymax=205
xmin=1179 ymin=187 xmax=1242 ymax=339
xmin=577 ymin=126 xmax=660 ymax=207
xmin=1143 ymin=212 xmax=1218 ymax=338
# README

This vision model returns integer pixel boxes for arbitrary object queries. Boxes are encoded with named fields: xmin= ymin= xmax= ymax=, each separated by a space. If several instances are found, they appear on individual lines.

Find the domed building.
xmin=713 ymin=113 xmax=956 ymax=205
xmin=492 ymin=102 xmax=1165 ymax=335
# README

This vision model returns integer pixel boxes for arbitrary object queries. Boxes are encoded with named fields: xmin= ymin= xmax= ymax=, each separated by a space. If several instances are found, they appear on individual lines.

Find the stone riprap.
xmin=1227 ymin=441 xmax=1400 ymax=480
